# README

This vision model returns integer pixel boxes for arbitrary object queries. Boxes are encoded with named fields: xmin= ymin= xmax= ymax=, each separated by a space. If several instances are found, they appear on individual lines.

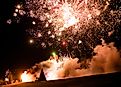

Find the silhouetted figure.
xmin=38 ymin=69 xmax=46 ymax=81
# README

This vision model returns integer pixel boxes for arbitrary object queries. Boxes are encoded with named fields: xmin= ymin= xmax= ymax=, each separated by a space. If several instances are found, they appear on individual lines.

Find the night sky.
xmin=0 ymin=0 xmax=50 ymax=79
xmin=0 ymin=0 xmax=121 ymax=79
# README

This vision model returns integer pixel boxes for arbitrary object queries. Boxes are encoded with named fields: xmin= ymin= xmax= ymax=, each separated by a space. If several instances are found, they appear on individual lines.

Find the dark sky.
xmin=0 ymin=0 xmax=50 ymax=78
xmin=0 ymin=0 xmax=121 ymax=79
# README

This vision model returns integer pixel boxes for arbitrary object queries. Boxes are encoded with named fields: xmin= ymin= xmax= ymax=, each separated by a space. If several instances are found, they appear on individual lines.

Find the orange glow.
xmin=21 ymin=71 xmax=36 ymax=82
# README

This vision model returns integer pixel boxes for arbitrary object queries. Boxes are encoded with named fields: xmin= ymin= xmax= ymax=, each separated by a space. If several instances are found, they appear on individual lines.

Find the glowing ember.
xmin=37 ymin=33 xmax=42 ymax=37
xmin=15 ymin=9 xmax=19 ymax=12
xmin=13 ymin=13 xmax=17 ymax=16
xmin=32 ymin=21 xmax=36 ymax=25
xmin=29 ymin=39 xmax=34 ymax=44
xmin=16 ymin=4 xmax=21 ymax=9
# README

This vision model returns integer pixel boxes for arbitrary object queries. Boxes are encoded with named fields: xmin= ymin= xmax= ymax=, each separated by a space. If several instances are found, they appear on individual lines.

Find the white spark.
xmin=51 ymin=35 xmax=55 ymax=38
xmin=38 ymin=33 xmax=42 ymax=37
xmin=15 ymin=9 xmax=19 ymax=12
xmin=16 ymin=4 xmax=21 ymax=9
xmin=48 ymin=31 xmax=51 ymax=35
xmin=29 ymin=39 xmax=34 ymax=44
xmin=78 ymin=40 xmax=82 ymax=44
xmin=32 ymin=21 xmax=36 ymax=25
xmin=7 ymin=19 xmax=12 ymax=24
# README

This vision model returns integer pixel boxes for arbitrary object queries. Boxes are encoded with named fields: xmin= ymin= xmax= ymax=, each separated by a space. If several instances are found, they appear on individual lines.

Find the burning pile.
xmin=21 ymin=40 xmax=121 ymax=82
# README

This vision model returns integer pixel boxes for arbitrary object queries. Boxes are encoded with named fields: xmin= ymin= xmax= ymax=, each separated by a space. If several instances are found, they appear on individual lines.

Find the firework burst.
xmin=26 ymin=0 xmax=104 ymax=34
xmin=23 ymin=0 xmax=121 ymax=58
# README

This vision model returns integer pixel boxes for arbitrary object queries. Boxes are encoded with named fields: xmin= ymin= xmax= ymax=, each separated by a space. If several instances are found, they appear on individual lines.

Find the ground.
xmin=1 ymin=72 xmax=121 ymax=87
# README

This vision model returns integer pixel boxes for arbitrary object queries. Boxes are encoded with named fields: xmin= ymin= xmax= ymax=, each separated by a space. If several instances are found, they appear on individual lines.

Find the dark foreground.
xmin=1 ymin=72 xmax=121 ymax=87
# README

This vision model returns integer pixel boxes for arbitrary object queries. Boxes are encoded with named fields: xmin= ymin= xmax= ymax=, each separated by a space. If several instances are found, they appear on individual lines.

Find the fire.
xmin=21 ymin=71 xmax=36 ymax=82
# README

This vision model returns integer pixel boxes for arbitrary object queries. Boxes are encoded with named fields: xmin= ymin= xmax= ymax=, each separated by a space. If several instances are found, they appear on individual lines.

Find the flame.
xmin=21 ymin=71 xmax=36 ymax=82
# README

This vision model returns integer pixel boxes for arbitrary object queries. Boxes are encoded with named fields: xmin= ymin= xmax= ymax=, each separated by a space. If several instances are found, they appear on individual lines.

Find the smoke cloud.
xmin=21 ymin=40 xmax=121 ymax=82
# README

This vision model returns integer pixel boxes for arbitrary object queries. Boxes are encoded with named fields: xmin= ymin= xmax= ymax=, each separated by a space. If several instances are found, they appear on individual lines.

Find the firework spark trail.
xmin=23 ymin=0 xmax=121 ymax=57
xmin=26 ymin=0 xmax=108 ymax=34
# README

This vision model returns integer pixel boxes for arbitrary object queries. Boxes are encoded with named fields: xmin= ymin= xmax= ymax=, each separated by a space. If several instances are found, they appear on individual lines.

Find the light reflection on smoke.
xmin=21 ymin=40 xmax=121 ymax=82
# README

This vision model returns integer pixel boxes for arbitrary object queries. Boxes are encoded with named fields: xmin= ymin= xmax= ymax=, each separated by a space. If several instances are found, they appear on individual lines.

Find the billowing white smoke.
xmin=21 ymin=40 xmax=121 ymax=82
xmin=90 ymin=42 xmax=121 ymax=74
xmin=41 ymin=57 xmax=82 ymax=80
